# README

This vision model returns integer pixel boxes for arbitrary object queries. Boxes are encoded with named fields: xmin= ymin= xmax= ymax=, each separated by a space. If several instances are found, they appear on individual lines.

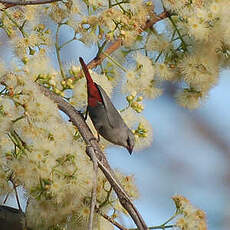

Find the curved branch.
xmin=38 ymin=85 xmax=148 ymax=230
xmin=0 ymin=73 xmax=147 ymax=229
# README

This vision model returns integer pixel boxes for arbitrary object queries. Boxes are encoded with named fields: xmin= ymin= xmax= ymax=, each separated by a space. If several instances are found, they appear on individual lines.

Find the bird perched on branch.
xmin=79 ymin=57 xmax=135 ymax=154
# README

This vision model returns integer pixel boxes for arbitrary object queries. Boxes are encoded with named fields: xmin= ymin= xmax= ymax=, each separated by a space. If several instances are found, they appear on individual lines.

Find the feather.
xmin=96 ymin=84 xmax=125 ymax=129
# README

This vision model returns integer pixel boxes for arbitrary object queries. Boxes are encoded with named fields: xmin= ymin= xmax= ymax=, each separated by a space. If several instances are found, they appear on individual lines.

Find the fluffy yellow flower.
xmin=172 ymin=195 xmax=207 ymax=230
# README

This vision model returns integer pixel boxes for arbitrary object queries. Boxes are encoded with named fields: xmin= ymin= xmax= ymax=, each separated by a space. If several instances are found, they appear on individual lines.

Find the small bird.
xmin=79 ymin=57 xmax=135 ymax=154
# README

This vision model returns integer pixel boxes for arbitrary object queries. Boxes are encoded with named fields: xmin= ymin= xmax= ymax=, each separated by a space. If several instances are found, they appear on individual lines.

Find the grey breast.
xmin=88 ymin=84 xmax=128 ymax=145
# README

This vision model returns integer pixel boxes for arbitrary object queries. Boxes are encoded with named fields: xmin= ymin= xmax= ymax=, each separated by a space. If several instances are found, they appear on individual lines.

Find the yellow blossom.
xmin=172 ymin=195 xmax=207 ymax=230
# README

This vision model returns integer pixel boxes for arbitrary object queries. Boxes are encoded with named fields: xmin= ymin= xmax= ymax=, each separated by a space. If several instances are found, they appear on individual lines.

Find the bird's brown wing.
xmin=96 ymin=84 xmax=125 ymax=129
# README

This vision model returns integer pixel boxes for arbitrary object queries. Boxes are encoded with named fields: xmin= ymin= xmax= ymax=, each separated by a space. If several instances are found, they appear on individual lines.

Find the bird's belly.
xmin=88 ymin=105 xmax=120 ymax=144
xmin=88 ymin=105 xmax=108 ymax=129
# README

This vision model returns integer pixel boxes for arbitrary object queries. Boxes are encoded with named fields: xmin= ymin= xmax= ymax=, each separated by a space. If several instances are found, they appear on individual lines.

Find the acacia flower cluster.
xmin=0 ymin=73 xmax=138 ymax=229
xmin=172 ymin=195 xmax=207 ymax=230
xmin=162 ymin=0 xmax=230 ymax=108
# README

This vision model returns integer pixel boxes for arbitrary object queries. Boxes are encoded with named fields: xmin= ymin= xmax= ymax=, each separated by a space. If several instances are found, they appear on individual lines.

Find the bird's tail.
xmin=79 ymin=57 xmax=102 ymax=105
xmin=79 ymin=57 xmax=94 ymax=86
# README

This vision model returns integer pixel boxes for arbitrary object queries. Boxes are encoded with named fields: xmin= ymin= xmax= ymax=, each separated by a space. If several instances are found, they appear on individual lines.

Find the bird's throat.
xmin=87 ymin=83 xmax=103 ymax=107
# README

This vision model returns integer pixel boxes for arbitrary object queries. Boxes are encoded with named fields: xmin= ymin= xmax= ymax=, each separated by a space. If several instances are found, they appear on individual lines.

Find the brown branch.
xmin=143 ymin=11 xmax=170 ymax=30
xmin=69 ymin=10 xmax=169 ymax=81
xmin=86 ymin=11 xmax=169 ymax=70
xmin=87 ymin=39 xmax=122 ymax=70
xmin=96 ymin=207 xmax=128 ymax=230
xmin=3 ymin=193 xmax=10 ymax=204
xmin=87 ymin=146 xmax=98 ymax=230
xmin=0 ymin=0 xmax=60 ymax=6
xmin=10 ymin=179 xmax=22 ymax=213
xmin=38 ymin=84 xmax=148 ymax=230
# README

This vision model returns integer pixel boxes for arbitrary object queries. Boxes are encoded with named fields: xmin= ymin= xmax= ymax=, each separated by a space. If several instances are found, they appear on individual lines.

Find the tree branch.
xmin=0 ymin=0 xmax=60 ymax=6
xmin=0 ymin=0 xmax=61 ymax=9
xmin=69 ymin=10 xmax=169 ymax=81
xmin=86 ymin=11 xmax=169 ymax=70
xmin=11 ymin=180 xmax=22 ymax=213
xmin=3 ymin=193 xmax=10 ymax=204
xmin=96 ymin=207 xmax=128 ymax=230
xmin=38 ymin=84 xmax=148 ymax=230
xmin=55 ymin=23 xmax=66 ymax=79
xmin=87 ymin=146 xmax=98 ymax=230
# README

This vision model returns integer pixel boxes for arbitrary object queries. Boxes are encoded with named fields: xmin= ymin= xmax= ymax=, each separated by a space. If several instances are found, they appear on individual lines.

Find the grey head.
xmin=124 ymin=128 xmax=135 ymax=155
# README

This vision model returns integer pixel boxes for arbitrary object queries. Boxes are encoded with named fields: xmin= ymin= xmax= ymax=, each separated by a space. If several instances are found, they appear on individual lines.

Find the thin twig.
xmin=59 ymin=37 xmax=76 ymax=49
xmin=3 ymin=11 xmax=26 ymax=37
xmin=103 ymin=52 xmax=127 ymax=72
xmin=149 ymin=225 xmax=175 ymax=229
xmin=96 ymin=40 xmax=108 ymax=58
xmin=111 ymin=0 xmax=129 ymax=7
xmin=55 ymin=23 xmax=65 ymax=79
xmin=70 ymin=10 xmax=169 ymax=81
xmin=87 ymin=146 xmax=98 ymax=230
xmin=3 ymin=193 xmax=10 ymax=204
xmin=10 ymin=179 xmax=22 ymax=212
xmin=0 ymin=0 xmax=60 ymax=6
xmin=130 ymin=225 xmax=175 ymax=230
xmin=161 ymin=211 xmax=178 ymax=226
xmin=168 ymin=16 xmax=187 ymax=52
xmin=96 ymin=207 xmax=128 ymax=230
xmin=143 ymin=11 xmax=170 ymax=30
